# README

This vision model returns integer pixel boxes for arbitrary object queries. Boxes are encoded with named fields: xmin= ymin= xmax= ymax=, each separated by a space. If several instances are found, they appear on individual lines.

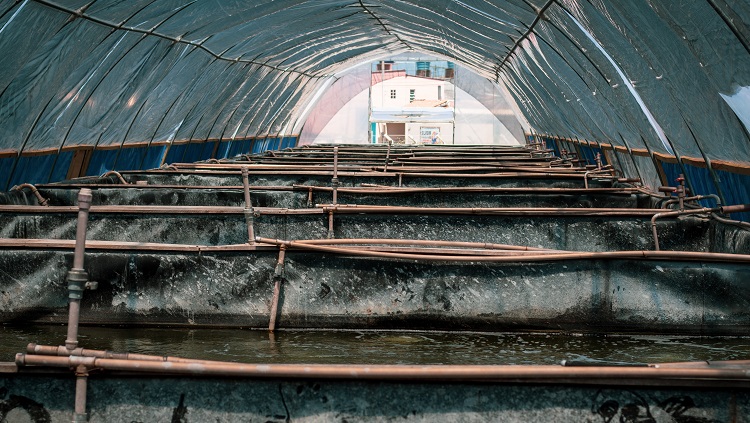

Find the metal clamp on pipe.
xmin=66 ymin=269 xmax=97 ymax=301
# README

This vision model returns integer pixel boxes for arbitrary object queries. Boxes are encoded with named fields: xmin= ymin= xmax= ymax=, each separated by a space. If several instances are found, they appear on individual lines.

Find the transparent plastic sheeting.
xmin=0 ymin=0 xmax=748 ymax=170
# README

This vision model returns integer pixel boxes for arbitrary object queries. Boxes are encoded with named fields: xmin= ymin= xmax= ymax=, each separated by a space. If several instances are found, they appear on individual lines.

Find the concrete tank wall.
xmin=0 ymin=249 xmax=748 ymax=334
xmin=0 ymin=373 xmax=744 ymax=422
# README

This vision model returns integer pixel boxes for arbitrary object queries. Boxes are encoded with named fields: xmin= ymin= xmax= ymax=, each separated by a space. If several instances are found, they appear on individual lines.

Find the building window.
xmin=390 ymin=89 xmax=396 ymax=99
xmin=409 ymin=89 xmax=415 ymax=102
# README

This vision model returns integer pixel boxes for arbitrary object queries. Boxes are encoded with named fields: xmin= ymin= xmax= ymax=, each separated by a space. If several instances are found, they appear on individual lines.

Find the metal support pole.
xmin=73 ymin=364 xmax=89 ymax=422
xmin=241 ymin=167 xmax=255 ymax=243
xmin=268 ymin=246 xmax=286 ymax=332
xmin=66 ymin=189 xmax=93 ymax=351
xmin=384 ymin=142 xmax=391 ymax=172
xmin=327 ymin=210 xmax=335 ymax=239
xmin=331 ymin=146 xmax=339 ymax=204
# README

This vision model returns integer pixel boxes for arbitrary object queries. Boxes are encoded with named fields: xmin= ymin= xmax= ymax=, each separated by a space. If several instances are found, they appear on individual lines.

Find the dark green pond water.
xmin=2 ymin=325 xmax=749 ymax=366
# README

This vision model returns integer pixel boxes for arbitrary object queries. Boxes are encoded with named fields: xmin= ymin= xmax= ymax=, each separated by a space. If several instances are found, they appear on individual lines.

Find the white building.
xmin=370 ymin=70 xmax=454 ymax=144
xmin=298 ymin=61 xmax=525 ymax=146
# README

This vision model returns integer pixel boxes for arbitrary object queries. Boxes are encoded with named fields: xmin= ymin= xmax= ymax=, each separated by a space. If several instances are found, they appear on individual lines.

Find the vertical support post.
xmin=327 ymin=210 xmax=335 ymax=239
xmin=331 ymin=146 xmax=339 ymax=205
xmin=241 ymin=167 xmax=255 ymax=243
xmin=677 ymin=174 xmax=686 ymax=211
xmin=384 ymin=142 xmax=391 ymax=172
xmin=66 ymin=188 xmax=92 ymax=351
xmin=269 ymin=246 xmax=286 ymax=332
xmin=73 ymin=364 xmax=89 ymax=422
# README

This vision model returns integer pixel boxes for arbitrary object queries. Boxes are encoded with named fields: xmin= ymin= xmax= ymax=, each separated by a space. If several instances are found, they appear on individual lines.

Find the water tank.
xmin=416 ymin=61 xmax=431 ymax=77
xmin=445 ymin=62 xmax=455 ymax=79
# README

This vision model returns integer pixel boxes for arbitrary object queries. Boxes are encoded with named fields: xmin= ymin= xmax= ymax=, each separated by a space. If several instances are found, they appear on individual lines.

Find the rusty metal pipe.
xmin=0 ymin=204 xmax=675 ymax=217
xmin=331 ymin=146 xmax=339 ymax=205
xmin=384 ymin=142 xmax=391 ymax=172
xmin=327 ymin=210 xmax=335 ymax=239
xmin=269 ymin=246 xmax=286 ymax=332
xmin=338 ymin=246 xmax=564 ymax=256
xmin=283 ymin=238 xmax=555 ymax=251
xmin=27 ymin=344 xmax=250 ymax=365
xmin=255 ymin=237 xmax=750 ymax=264
xmin=318 ymin=205 xmax=667 ymax=217
xmin=241 ymin=167 xmax=255 ymax=243
xmin=583 ymin=169 xmax=612 ymax=189
xmin=15 ymin=354 xmax=750 ymax=382
xmin=73 ymin=364 xmax=88 ymax=422
xmin=711 ymin=212 xmax=750 ymax=230
xmin=663 ymin=194 xmax=721 ymax=209
xmin=100 ymin=170 xmax=129 ymax=184
xmin=66 ymin=188 xmax=93 ymax=351
xmin=11 ymin=183 xmax=50 ymax=206
xmin=137 ymin=169 xmax=614 ymax=179
xmin=651 ymin=204 xmax=750 ymax=250
xmin=293 ymin=185 xmax=640 ymax=195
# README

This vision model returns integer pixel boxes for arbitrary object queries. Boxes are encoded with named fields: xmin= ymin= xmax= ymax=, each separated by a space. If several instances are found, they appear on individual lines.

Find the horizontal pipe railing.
xmin=0 ymin=205 xmax=673 ymax=216
xmin=122 ymin=170 xmax=617 ymax=179
xmin=254 ymin=237 xmax=750 ymax=264
xmin=1 ymin=237 xmax=749 ymax=263
xmin=14 ymin=354 xmax=750 ymax=382
xmin=33 ymin=184 xmax=643 ymax=195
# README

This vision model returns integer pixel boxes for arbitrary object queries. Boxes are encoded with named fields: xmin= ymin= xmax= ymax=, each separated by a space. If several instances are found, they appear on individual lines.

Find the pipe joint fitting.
xmin=66 ymin=269 xmax=89 ymax=300
xmin=75 ymin=363 xmax=89 ymax=377
xmin=273 ymin=262 xmax=285 ymax=278
xmin=77 ymin=189 xmax=93 ymax=209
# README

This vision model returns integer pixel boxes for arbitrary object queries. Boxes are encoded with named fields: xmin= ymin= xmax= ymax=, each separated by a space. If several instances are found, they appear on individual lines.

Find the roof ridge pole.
xmin=357 ymin=0 xmax=414 ymax=50
xmin=494 ymin=0 xmax=557 ymax=78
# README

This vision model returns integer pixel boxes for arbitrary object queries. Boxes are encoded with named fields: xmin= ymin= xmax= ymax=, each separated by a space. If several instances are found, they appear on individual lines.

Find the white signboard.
xmin=420 ymin=127 xmax=440 ymax=144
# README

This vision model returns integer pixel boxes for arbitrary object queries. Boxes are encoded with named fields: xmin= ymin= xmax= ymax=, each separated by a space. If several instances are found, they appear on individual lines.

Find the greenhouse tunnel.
xmin=3 ymin=3 xmax=750 ymax=420
xmin=0 ymin=0 xmax=748 ymax=216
